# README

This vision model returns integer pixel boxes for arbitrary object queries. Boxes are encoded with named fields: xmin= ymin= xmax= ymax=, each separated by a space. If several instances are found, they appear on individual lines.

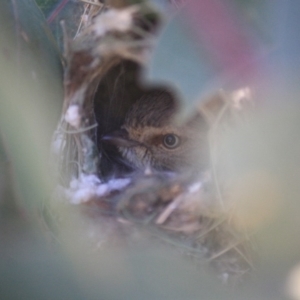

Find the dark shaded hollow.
xmin=94 ymin=59 xmax=178 ymax=179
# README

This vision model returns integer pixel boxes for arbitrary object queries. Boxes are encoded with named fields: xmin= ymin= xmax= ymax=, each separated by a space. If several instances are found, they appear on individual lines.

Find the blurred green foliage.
xmin=0 ymin=0 xmax=63 ymax=213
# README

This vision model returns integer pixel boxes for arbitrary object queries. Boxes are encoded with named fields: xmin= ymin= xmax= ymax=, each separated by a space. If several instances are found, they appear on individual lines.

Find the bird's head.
xmin=102 ymin=91 xmax=209 ymax=172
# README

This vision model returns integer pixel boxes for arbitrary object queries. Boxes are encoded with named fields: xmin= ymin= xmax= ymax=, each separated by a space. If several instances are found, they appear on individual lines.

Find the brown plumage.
xmin=102 ymin=90 xmax=209 ymax=172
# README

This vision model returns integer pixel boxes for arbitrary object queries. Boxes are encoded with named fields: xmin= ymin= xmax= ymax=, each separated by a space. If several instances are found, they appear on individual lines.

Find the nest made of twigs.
xmin=50 ymin=0 xmax=255 ymax=285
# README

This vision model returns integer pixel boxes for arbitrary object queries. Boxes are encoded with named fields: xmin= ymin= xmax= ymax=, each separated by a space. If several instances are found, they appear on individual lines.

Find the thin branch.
xmin=79 ymin=0 xmax=102 ymax=6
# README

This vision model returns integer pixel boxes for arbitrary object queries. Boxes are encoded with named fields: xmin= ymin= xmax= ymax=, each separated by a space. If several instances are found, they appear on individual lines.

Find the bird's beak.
xmin=102 ymin=129 xmax=140 ymax=148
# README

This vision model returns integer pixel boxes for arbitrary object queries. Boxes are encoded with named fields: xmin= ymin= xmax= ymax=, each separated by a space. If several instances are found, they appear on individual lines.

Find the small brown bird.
xmin=102 ymin=90 xmax=209 ymax=172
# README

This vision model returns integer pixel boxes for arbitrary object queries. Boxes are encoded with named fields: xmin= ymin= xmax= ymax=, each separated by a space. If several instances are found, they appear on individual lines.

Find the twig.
xmin=79 ymin=0 xmax=103 ymax=6
xmin=196 ymin=217 xmax=227 ymax=240
xmin=208 ymin=239 xmax=242 ymax=261
xmin=149 ymin=227 xmax=206 ymax=255
xmin=60 ymin=123 xmax=98 ymax=134
xmin=208 ymin=97 xmax=230 ymax=210
xmin=60 ymin=20 xmax=70 ymax=58
xmin=156 ymin=195 xmax=184 ymax=224
xmin=233 ymin=245 xmax=254 ymax=270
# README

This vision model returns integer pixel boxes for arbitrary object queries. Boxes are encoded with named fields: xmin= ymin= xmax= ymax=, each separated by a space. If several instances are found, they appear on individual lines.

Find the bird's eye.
xmin=163 ymin=134 xmax=180 ymax=149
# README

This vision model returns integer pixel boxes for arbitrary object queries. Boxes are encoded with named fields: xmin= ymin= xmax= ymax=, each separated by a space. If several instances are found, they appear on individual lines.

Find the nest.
xmin=50 ymin=0 xmax=255 ymax=285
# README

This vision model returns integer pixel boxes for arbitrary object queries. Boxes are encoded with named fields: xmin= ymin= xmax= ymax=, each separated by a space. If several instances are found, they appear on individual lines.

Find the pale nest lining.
xmin=51 ymin=0 xmax=254 ymax=285
xmin=93 ymin=6 xmax=138 ymax=36
xmin=65 ymin=174 xmax=131 ymax=204
xmin=65 ymin=104 xmax=81 ymax=128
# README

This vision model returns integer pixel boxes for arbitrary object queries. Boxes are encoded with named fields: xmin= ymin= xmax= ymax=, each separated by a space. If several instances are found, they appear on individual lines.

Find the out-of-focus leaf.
xmin=0 ymin=0 xmax=63 ymax=211
xmin=0 ymin=0 xmax=63 ymax=120
xmin=219 ymin=96 xmax=300 ymax=299
xmin=0 ymin=2 xmax=72 ymax=298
